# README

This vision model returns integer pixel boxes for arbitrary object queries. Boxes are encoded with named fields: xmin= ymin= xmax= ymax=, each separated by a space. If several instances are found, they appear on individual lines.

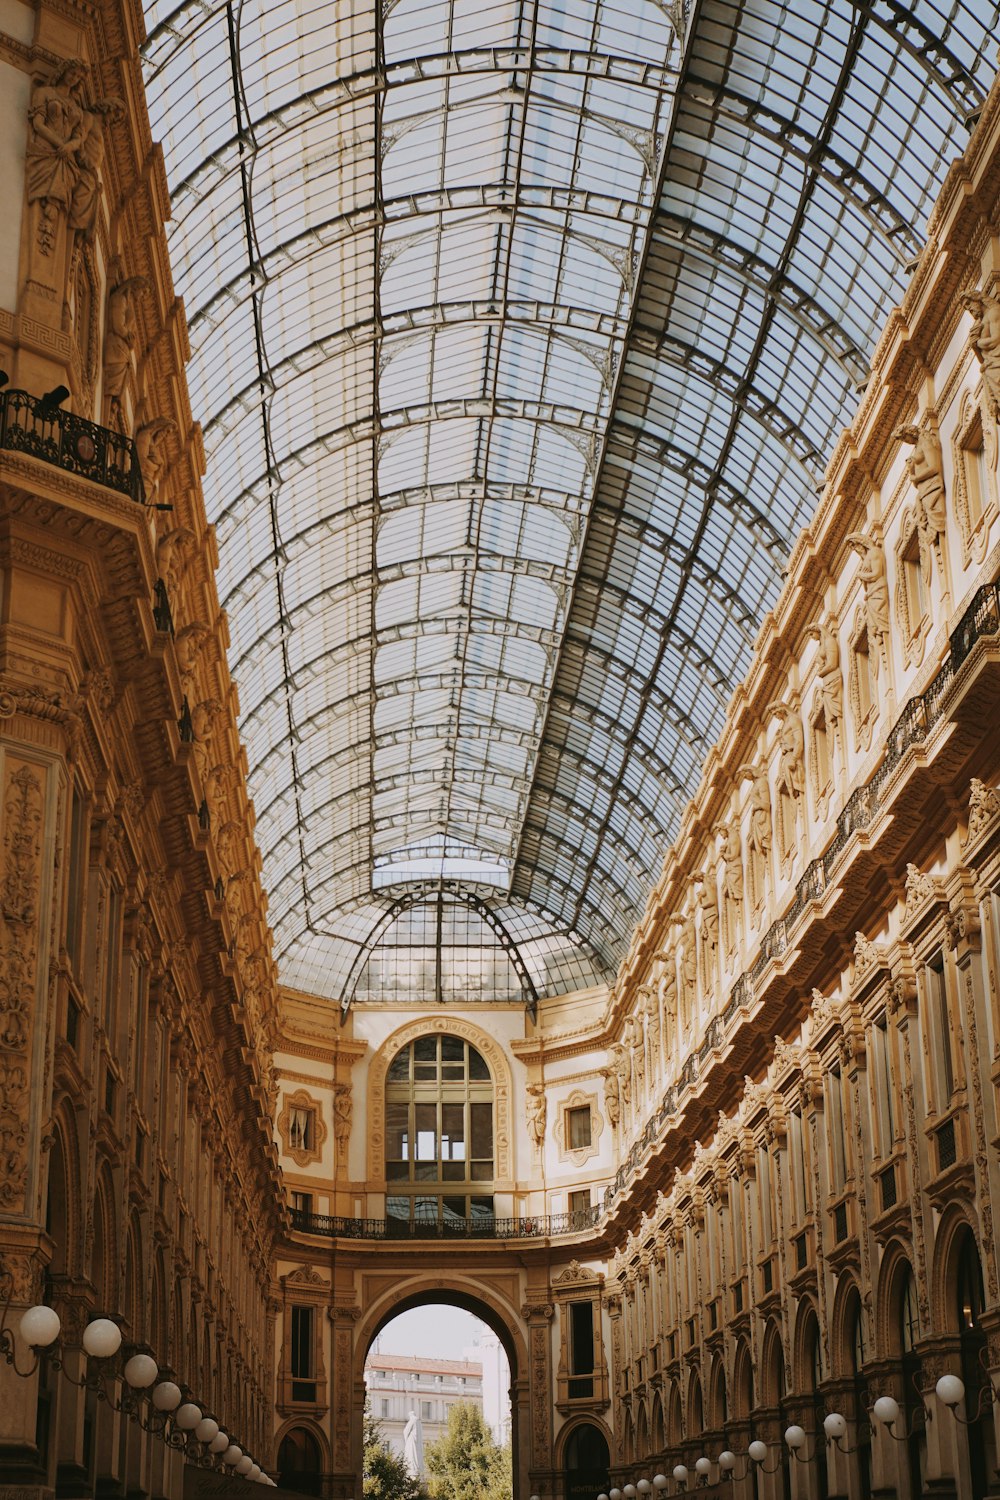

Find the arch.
xmin=830 ymin=1273 xmax=868 ymax=1379
xmin=620 ymin=1407 xmax=634 ymax=1466
xmin=687 ymin=1371 xmax=704 ymax=1439
xmin=635 ymin=1399 xmax=649 ymax=1458
xmin=124 ymin=1210 xmax=143 ymax=1341
xmin=44 ymin=1121 xmax=71 ymax=1278
xmin=90 ymin=1161 xmax=117 ymax=1310
xmin=665 ymin=1382 xmax=682 ymax=1446
xmin=708 ymin=1354 xmax=727 ymax=1430
xmin=275 ymin=1422 xmax=327 ymax=1497
xmin=760 ymin=1320 xmax=785 ymax=1408
xmin=793 ymin=1297 xmax=823 ymax=1392
xmin=732 ymin=1338 xmax=753 ymax=1418
xmin=151 ymin=1246 xmax=169 ymax=1361
xmin=931 ymin=1203 xmax=985 ymax=1334
xmin=366 ymin=1017 xmax=514 ymax=1186
xmin=357 ymin=1277 xmax=525 ymax=1386
xmin=561 ymin=1419 xmax=612 ymax=1497
xmin=876 ymin=1241 xmax=919 ymax=1358
xmin=650 ymin=1389 xmax=665 ymax=1452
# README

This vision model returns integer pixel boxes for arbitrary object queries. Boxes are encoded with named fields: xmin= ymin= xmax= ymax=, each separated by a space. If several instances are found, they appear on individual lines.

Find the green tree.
xmin=364 ymin=1399 xmax=423 ymax=1500
xmin=423 ymin=1402 xmax=511 ymax=1500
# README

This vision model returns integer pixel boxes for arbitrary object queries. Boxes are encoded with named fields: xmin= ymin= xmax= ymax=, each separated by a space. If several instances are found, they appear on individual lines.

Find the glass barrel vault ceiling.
xmin=141 ymin=0 xmax=999 ymax=1007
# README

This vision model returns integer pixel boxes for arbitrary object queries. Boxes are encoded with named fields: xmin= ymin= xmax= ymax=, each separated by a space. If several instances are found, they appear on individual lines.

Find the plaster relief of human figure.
xmin=715 ymin=821 xmax=743 ymax=952
xmin=847 ymin=532 xmax=891 ymax=679
xmin=629 ymin=1015 xmax=646 ymax=1092
xmin=69 ymin=96 xmax=125 ymax=244
xmin=602 ymin=1066 xmax=621 ymax=1129
xmin=697 ymin=875 xmax=719 ymax=991
xmin=333 ymin=1084 xmax=352 ymax=1161
xmin=769 ymin=703 xmax=805 ymax=803
xmin=737 ymin=762 xmax=771 ymax=910
xmin=641 ymin=985 xmax=661 ymax=1076
xmin=963 ymin=290 xmax=1000 ymax=418
xmin=26 ymin=60 xmax=88 ymax=257
xmin=136 ymin=416 xmax=176 ymax=508
xmin=895 ymin=423 xmax=946 ymax=586
xmin=804 ymin=619 xmax=843 ymax=751
xmin=104 ymin=274 xmax=149 ymax=411
xmin=609 ymin=1040 xmax=631 ymax=1107
xmin=175 ymin=622 xmax=208 ymax=699
xmin=526 ymin=1083 xmax=547 ymax=1149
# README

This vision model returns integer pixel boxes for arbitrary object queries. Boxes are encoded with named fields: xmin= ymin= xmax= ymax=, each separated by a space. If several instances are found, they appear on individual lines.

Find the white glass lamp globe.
xmin=623 ymin=1485 xmax=637 ymax=1497
xmin=637 ymin=1480 xmax=652 ymax=1495
xmin=873 ymin=1395 xmax=900 ymax=1426
xmin=82 ymin=1318 xmax=122 ymax=1358
xmin=196 ymin=1418 xmax=220 ymax=1444
xmin=609 ymin=1489 xmax=622 ymax=1499
xmin=823 ymin=1412 xmax=847 ymax=1440
xmin=236 ymin=1456 xmax=254 ymax=1476
xmin=123 ymin=1353 xmax=158 ymax=1388
xmin=936 ymin=1374 xmax=965 ymax=1408
xmin=718 ymin=1453 xmax=736 ymax=1473
xmin=694 ymin=1457 xmax=711 ymax=1477
xmin=652 ymin=1478 xmax=667 ymax=1492
xmin=175 ymin=1403 xmax=202 ymax=1430
xmin=249 ymin=1466 xmax=261 ymax=1481
xmin=223 ymin=1446 xmax=243 ymax=1466
xmin=597 ymin=1493 xmax=610 ymax=1499
xmin=671 ymin=1467 xmax=688 ymax=1485
xmin=152 ymin=1381 xmax=182 ymax=1412
xmin=784 ymin=1425 xmax=806 ymax=1450
xmin=748 ymin=1440 xmax=768 ymax=1463
xmin=209 ymin=1431 xmax=230 ymax=1454
xmin=18 ymin=1305 xmax=61 ymax=1348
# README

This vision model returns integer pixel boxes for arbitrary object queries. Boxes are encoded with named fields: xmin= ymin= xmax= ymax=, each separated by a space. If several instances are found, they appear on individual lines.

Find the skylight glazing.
xmin=141 ymin=0 xmax=997 ymax=1003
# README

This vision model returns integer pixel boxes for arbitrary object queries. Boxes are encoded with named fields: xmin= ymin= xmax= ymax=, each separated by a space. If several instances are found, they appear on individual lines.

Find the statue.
xmin=103 ymin=274 xmax=148 ymax=407
xmin=717 ymin=820 xmax=744 ymax=951
xmin=804 ymin=620 xmax=843 ymax=749
xmin=69 ymin=96 xmax=124 ymax=242
xmin=698 ymin=876 xmax=719 ymax=990
xmin=630 ymin=1015 xmax=646 ymax=1090
xmin=895 ymin=424 xmax=946 ymax=585
xmin=681 ymin=915 xmax=697 ymax=1024
xmin=847 ymin=532 xmax=890 ymax=678
xmin=403 ymin=1410 xmax=424 ymax=1478
xmin=135 ymin=416 xmax=176 ymax=507
xmin=175 ymin=622 xmax=208 ymax=698
xmin=770 ymin=703 xmax=805 ymax=804
xmin=602 ymin=1067 xmax=620 ymax=1128
xmin=642 ymin=986 xmax=661 ymax=1074
xmin=333 ymin=1084 xmax=352 ymax=1159
xmin=526 ymin=1084 xmax=547 ymax=1148
xmin=609 ymin=1041 xmax=631 ymax=1107
xmin=963 ymin=291 xmax=1000 ymax=417
xmin=26 ymin=60 xmax=88 ymax=256
xmin=156 ymin=526 xmax=195 ymax=597
xmin=738 ymin=763 xmax=771 ymax=908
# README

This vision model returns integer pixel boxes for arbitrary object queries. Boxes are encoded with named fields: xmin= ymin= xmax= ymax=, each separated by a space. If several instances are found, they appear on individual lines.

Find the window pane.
xmin=568 ymin=1106 xmax=592 ymax=1149
xmin=414 ymin=1103 xmax=437 ymax=1161
xmin=414 ymin=1036 xmax=436 ymax=1062
xmin=470 ymin=1102 xmax=493 ymax=1160
xmin=441 ymin=1104 xmax=465 ymax=1160
xmin=386 ymin=1101 xmax=409 ymax=1160
xmin=441 ymin=1036 xmax=463 ymax=1063
xmin=468 ymin=1046 xmax=489 ymax=1080
xmin=387 ymin=1047 xmax=410 ymax=1082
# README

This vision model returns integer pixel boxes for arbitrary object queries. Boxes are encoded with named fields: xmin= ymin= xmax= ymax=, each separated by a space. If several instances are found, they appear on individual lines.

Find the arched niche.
xmin=276 ymin=1422 xmax=327 ymax=1497
xmin=366 ymin=1016 xmax=514 ymax=1186
xmin=561 ymin=1419 xmax=611 ymax=1500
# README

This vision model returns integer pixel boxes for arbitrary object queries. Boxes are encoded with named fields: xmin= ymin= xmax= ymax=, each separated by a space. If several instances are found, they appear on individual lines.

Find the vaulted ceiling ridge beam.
xmin=203 ymin=297 xmax=626 ymax=444
xmin=162 ymin=44 xmax=678 ymax=205
xmin=187 ymin=186 xmax=646 ymax=335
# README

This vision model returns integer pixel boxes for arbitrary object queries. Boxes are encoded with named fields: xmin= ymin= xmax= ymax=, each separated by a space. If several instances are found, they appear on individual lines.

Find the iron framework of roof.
xmin=141 ymin=0 xmax=999 ymax=1007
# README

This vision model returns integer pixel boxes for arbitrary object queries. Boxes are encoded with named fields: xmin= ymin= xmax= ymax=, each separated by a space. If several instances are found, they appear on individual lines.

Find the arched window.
xmin=278 ymin=1427 xmax=323 ymax=1497
xmin=384 ymin=1034 xmax=494 ymax=1230
xmin=954 ymin=1231 xmax=995 ymax=1496
xmin=564 ymin=1423 xmax=610 ymax=1499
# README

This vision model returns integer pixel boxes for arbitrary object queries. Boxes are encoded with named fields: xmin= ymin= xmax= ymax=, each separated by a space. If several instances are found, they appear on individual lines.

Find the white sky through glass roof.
xmin=141 ymin=0 xmax=999 ymax=1005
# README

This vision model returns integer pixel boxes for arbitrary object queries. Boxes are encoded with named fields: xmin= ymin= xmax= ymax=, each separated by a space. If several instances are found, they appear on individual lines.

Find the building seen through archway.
xmin=4 ymin=3 xmax=1000 ymax=1500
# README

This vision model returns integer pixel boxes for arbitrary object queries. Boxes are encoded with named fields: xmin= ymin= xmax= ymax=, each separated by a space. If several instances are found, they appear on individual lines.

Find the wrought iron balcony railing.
xmin=289 ymin=1204 xmax=601 ymax=1240
xmin=0 ymin=387 xmax=145 ymax=503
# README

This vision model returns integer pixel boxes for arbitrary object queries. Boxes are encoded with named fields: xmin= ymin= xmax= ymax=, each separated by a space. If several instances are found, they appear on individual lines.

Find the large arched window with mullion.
xmin=385 ymin=1035 xmax=494 ymax=1230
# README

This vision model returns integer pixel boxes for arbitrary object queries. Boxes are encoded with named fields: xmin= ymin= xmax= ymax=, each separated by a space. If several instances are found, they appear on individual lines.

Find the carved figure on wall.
xmin=681 ymin=914 xmax=697 ymax=1024
xmin=804 ymin=619 xmax=843 ymax=750
xmin=769 ymin=702 xmax=804 ymax=803
xmin=157 ymin=527 xmax=195 ymax=598
xmin=69 ymin=96 xmax=124 ymax=242
xmin=333 ymin=1084 xmax=352 ymax=1160
xmin=641 ymin=985 xmax=661 ymax=1075
xmin=697 ymin=875 xmax=719 ymax=990
xmin=716 ymin=820 xmax=743 ymax=952
xmin=602 ymin=1067 xmax=620 ymax=1128
xmin=895 ymin=424 xmax=946 ymax=585
xmin=738 ymin=763 xmax=771 ymax=909
xmin=26 ymin=61 xmax=88 ymax=257
xmin=175 ymin=622 xmax=209 ymax=698
xmin=847 ymin=532 xmax=890 ymax=678
xmin=103 ymin=274 xmax=148 ymax=409
xmin=526 ymin=1084 xmax=547 ymax=1148
xmin=609 ymin=1040 xmax=631 ymax=1107
xmin=963 ymin=291 xmax=1000 ymax=417
xmin=629 ymin=1014 xmax=646 ymax=1091
xmin=135 ymin=416 xmax=176 ymax=508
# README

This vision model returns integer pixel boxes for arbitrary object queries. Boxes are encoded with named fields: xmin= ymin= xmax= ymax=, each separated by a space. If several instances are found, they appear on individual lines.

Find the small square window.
xmin=288 ymin=1106 xmax=315 ymax=1153
xmin=421 ymin=1401 xmax=433 ymax=1421
xmin=567 ymin=1106 xmax=592 ymax=1150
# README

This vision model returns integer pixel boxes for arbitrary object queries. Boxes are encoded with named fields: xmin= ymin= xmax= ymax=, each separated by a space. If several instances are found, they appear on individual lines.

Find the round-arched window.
xmin=385 ymin=1035 xmax=494 ymax=1231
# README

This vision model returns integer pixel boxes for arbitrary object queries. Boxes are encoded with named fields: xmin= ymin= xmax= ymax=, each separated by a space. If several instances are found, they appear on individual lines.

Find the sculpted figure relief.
xmin=333 ymin=1084 xmax=352 ymax=1158
xmin=629 ymin=1015 xmax=646 ymax=1090
xmin=716 ymin=820 xmax=743 ymax=951
xmin=602 ymin=1066 xmax=620 ymax=1128
xmin=104 ymin=274 xmax=149 ymax=408
xmin=136 ymin=417 xmax=176 ymax=508
xmin=847 ymin=532 xmax=890 ymax=677
xmin=609 ymin=1040 xmax=631 ymax=1107
xmin=963 ymin=291 xmax=1000 ymax=417
xmin=659 ymin=955 xmax=678 ymax=1027
xmin=769 ymin=703 xmax=805 ymax=804
xmin=804 ymin=620 xmax=843 ymax=748
xmin=641 ymin=985 xmax=661 ymax=1074
xmin=526 ymin=1084 xmax=547 ymax=1148
xmin=895 ymin=424 xmax=946 ymax=585
xmin=698 ymin=875 xmax=719 ymax=989
xmin=26 ymin=61 xmax=88 ymax=256
xmin=738 ymin=763 xmax=771 ymax=909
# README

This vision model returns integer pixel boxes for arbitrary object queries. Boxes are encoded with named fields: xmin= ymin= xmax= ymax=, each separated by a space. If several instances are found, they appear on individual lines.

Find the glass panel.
xmin=414 ymin=1102 xmax=437 ymax=1162
xmin=387 ymin=1047 xmax=410 ymax=1082
xmin=386 ymin=1101 xmax=409 ymax=1160
xmin=470 ymin=1102 xmax=493 ymax=1162
xmin=441 ymin=1104 xmax=465 ymax=1161
xmin=468 ymin=1045 xmax=489 ymax=1080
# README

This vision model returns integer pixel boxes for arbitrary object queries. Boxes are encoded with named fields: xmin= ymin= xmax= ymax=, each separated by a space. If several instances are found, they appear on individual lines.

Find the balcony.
xmin=288 ymin=1203 xmax=602 ymax=1241
xmin=0 ymin=386 xmax=145 ymax=502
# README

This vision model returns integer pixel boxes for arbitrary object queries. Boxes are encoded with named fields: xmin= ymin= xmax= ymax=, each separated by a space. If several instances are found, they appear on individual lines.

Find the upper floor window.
xmin=385 ymin=1035 xmax=494 ymax=1228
